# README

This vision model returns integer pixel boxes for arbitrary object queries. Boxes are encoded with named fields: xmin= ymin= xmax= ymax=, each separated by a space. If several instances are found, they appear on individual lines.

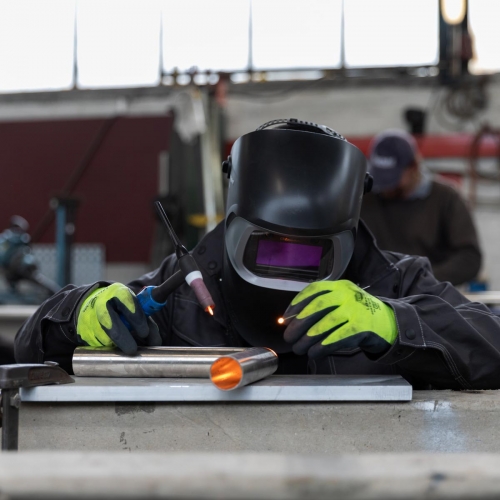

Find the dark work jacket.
xmin=361 ymin=181 xmax=482 ymax=286
xmin=14 ymin=220 xmax=500 ymax=390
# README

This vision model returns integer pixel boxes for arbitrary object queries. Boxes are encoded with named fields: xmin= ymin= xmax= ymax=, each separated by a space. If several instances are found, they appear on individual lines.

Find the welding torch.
xmin=121 ymin=202 xmax=215 ymax=330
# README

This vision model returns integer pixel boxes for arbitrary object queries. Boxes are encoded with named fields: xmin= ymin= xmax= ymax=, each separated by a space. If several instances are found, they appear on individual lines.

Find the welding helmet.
xmin=221 ymin=119 xmax=369 ymax=352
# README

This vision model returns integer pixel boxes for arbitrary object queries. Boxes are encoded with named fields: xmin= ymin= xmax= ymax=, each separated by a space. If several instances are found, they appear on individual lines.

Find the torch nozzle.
xmin=189 ymin=277 xmax=215 ymax=315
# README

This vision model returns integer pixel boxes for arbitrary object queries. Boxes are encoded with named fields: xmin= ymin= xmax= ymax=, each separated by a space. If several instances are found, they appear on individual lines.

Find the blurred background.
xmin=1 ymin=0 xmax=499 ymax=309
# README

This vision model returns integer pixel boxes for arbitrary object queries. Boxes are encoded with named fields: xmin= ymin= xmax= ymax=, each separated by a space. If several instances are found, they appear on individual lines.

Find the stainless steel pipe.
xmin=72 ymin=347 xmax=246 ymax=378
xmin=209 ymin=347 xmax=278 ymax=391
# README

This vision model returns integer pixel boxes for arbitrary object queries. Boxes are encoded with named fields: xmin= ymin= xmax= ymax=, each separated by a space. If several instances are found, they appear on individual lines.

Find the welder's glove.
xmin=283 ymin=280 xmax=397 ymax=359
xmin=77 ymin=283 xmax=161 ymax=355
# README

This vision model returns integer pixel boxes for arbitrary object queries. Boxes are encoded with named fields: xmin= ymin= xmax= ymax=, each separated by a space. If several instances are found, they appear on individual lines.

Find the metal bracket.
xmin=0 ymin=363 xmax=73 ymax=451
xmin=9 ymin=393 xmax=20 ymax=410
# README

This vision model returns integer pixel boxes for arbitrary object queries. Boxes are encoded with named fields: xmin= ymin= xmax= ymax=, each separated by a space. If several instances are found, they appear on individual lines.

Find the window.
xmin=0 ymin=0 xmax=75 ymax=93
xmin=0 ymin=0 xmax=445 ymax=94
xmin=77 ymin=0 xmax=161 ymax=89
xmin=344 ymin=0 xmax=439 ymax=68
xmin=469 ymin=0 xmax=500 ymax=74
xmin=162 ymin=0 xmax=249 ymax=73
xmin=251 ymin=0 xmax=342 ymax=70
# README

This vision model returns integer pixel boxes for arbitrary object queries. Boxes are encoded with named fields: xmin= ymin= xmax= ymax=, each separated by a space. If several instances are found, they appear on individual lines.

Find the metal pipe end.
xmin=210 ymin=357 xmax=243 ymax=390
xmin=210 ymin=348 xmax=278 ymax=391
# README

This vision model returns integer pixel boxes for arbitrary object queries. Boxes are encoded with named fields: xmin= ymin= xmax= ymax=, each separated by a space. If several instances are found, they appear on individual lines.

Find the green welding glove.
xmin=77 ymin=283 xmax=162 ymax=355
xmin=283 ymin=280 xmax=397 ymax=359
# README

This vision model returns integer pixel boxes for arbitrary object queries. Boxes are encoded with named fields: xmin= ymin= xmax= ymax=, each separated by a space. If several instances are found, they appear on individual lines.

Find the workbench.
xmin=13 ymin=374 xmax=500 ymax=454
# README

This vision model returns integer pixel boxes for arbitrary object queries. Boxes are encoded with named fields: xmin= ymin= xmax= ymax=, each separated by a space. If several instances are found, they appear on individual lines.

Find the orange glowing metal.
xmin=277 ymin=317 xmax=285 ymax=325
xmin=206 ymin=306 xmax=214 ymax=316
xmin=210 ymin=357 xmax=243 ymax=390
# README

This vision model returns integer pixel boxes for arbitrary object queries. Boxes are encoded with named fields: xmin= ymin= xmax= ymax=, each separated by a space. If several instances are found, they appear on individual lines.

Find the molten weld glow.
xmin=277 ymin=317 xmax=285 ymax=325
xmin=206 ymin=306 xmax=214 ymax=316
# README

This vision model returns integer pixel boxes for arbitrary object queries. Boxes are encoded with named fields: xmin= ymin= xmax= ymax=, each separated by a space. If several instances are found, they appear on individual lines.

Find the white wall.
xmin=225 ymin=83 xmax=500 ymax=138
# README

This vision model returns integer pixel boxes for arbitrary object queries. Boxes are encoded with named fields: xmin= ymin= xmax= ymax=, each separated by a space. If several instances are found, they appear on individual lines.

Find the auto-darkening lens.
xmin=256 ymin=240 xmax=323 ymax=268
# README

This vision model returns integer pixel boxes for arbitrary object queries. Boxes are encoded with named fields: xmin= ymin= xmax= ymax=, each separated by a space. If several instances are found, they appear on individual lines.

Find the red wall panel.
xmin=1 ymin=116 xmax=172 ymax=262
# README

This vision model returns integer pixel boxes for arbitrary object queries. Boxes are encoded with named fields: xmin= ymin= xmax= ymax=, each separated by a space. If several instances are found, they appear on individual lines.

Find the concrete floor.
xmin=4 ymin=451 xmax=500 ymax=499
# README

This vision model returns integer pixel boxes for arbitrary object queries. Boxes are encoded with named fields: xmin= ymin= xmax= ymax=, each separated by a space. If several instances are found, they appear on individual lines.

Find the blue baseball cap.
xmin=368 ymin=130 xmax=418 ymax=193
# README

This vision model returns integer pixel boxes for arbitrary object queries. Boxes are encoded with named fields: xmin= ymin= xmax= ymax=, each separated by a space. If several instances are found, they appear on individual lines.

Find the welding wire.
xmin=277 ymin=283 xmax=371 ymax=323
xmin=277 ymin=313 xmax=297 ymax=325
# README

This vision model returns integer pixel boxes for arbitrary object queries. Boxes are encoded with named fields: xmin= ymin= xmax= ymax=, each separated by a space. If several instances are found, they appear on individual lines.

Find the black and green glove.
xmin=77 ymin=283 xmax=162 ymax=355
xmin=283 ymin=280 xmax=397 ymax=359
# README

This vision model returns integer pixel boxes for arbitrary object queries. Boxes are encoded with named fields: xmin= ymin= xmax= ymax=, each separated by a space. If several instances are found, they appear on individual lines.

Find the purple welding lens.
xmin=256 ymin=240 xmax=323 ymax=269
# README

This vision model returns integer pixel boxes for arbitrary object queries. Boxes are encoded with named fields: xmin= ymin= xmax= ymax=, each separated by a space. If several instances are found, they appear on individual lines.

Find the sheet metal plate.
xmin=20 ymin=375 xmax=412 ymax=403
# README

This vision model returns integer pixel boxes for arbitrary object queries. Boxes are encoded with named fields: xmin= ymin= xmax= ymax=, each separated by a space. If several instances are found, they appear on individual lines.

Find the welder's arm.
xmin=14 ymin=282 xmax=111 ymax=374
xmin=283 ymin=259 xmax=500 ymax=390
xmin=283 ymin=280 xmax=397 ymax=359
xmin=370 ymin=256 xmax=500 ymax=390
xmin=15 ymin=253 xmax=179 ymax=374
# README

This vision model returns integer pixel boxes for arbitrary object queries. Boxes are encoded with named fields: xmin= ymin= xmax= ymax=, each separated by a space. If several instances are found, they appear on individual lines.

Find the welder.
xmin=14 ymin=119 xmax=500 ymax=389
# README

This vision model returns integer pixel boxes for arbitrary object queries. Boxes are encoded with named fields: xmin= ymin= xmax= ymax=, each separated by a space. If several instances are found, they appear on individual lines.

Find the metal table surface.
xmin=465 ymin=291 xmax=500 ymax=305
xmin=0 ymin=305 xmax=38 ymax=320
xmin=0 ymin=305 xmax=38 ymax=343
xmin=19 ymin=374 xmax=412 ymax=402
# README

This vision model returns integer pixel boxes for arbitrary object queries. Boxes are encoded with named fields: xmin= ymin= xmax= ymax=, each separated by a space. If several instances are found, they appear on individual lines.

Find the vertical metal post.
xmin=52 ymin=197 xmax=79 ymax=288
xmin=55 ymin=203 xmax=67 ymax=287
xmin=158 ymin=151 xmax=170 ymax=197
xmin=200 ymin=91 xmax=224 ymax=234
xmin=1 ymin=389 xmax=19 ymax=451
xmin=200 ymin=91 xmax=217 ymax=234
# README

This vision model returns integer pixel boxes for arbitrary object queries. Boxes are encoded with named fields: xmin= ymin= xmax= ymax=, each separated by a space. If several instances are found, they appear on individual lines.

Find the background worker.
xmin=360 ymin=130 xmax=482 ymax=286
xmin=14 ymin=120 xmax=500 ymax=390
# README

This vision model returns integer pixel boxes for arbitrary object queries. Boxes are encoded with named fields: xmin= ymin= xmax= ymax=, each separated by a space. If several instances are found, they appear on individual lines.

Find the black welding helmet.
xmin=221 ymin=119 xmax=369 ymax=352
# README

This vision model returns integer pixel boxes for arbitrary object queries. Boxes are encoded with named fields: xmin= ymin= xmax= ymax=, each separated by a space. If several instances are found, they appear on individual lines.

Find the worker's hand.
xmin=77 ymin=283 xmax=162 ymax=355
xmin=282 ymin=280 xmax=397 ymax=359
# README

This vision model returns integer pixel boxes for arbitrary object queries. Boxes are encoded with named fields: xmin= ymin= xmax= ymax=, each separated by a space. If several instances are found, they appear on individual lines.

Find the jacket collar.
xmin=192 ymin=219 xmax=396 ymax=289
xmin=191 ymin=221 xmax=225 ymax=276
xmin=345 ymin=219 xmax=397 ymax=288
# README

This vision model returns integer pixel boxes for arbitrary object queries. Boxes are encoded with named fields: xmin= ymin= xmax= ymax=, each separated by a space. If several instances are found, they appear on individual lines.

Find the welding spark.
xmin=277 ymin=314 xmax=297 ymax=325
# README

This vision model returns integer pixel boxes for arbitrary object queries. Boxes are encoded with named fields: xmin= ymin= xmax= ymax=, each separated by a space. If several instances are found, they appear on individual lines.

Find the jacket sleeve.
xmin=431 ymin=188 xmax=482 ymax=285
xmin=14 ymin=254 xmax=178 ymax=374
xmin=14 ymin=282 xmax=106 ymax=374
xmin=376 ymin=255 xmax=500 ymax=389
